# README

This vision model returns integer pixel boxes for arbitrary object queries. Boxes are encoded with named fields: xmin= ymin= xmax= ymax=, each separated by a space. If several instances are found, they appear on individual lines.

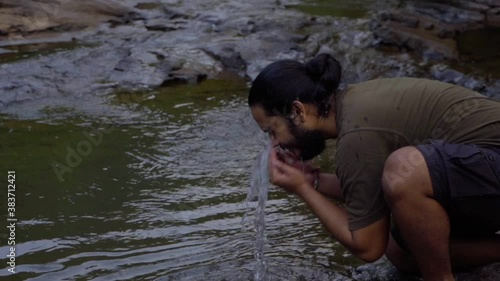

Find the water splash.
xmin=244 ymin=144 xmax=271 ymax=281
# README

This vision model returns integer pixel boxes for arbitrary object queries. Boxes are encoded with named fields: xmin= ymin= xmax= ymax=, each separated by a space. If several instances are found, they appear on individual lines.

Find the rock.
xmin=0 ymin=0 xmax=133 ymax=40
xmin=487 ymin=7 xmax=500 ymax=13
xmin=487 ymin=13 xmax=500 ymax=27
xmin=161 ymin=6 xmax=190 ymax=20
xmin=0 ymin=48 xmax=15 ymax=55
xmin=460 ymin=77 xmax=487 ymax=91
xmin=390 ymin=11 xmax=420 ymax=28
xmin=145 ymin=19 xmax=180 ymax=31
xmin=371 ymin=19 xmax=459 ymax=59
xmin=429 ymin=64 xmax=488 ymax=92
xmin=0 ymin=81 xmax=34 ymax=106
xmin=214 ymin=16 xmax=256 ymax=36
xmin=456 ymin=263 xmax=500 ymax=281
xmin=430 ymin=64 xmax=465 ymax=83
xmin=339 ymin=31 xmax=374 ymax=49
xmin=153 ymin=47 xmax=223 ymax=84
xmin=476 ymin=0 xmax=500 ymax=7
xmin=412 ymin=2 xmax=485 ymax=24
xmin=202 ymin=43 xmax=247 ymax=75
xmin=458 ymin=0 xmax=491 ymax=12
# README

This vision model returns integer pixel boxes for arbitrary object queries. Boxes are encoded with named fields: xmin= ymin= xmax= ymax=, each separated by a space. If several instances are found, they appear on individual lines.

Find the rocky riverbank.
xmin=370 ymin=0 xmax=500 ymax=60
xmin=1 ymin=0 xmax=499 ymax=119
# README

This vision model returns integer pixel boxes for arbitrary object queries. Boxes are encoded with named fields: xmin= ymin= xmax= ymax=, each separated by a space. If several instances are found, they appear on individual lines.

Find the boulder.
xmin=475 ymin=0 xmax=500 ymax=7
xmin=0 ymin=0 xmax=133 ymax=40
xmin=486 ymin=8 xmax=500 ymax=27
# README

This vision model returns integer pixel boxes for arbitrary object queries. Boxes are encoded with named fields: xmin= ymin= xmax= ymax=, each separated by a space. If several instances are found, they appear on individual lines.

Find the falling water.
xmin=245 ymin=144 xmax=271 ymax=281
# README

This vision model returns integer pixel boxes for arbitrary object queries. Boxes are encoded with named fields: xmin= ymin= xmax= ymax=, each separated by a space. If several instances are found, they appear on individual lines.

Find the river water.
xmin=0 ymin=76 xmax=362 ymax=280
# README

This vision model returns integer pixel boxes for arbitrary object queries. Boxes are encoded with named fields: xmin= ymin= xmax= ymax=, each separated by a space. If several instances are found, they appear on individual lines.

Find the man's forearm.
xmin=297 ymin=183 xmax=390 ymax=262
xmin=298 ymin=183 xmax=354 ymax=248
xmin=316 ymin=173 xmax=343 ymax=201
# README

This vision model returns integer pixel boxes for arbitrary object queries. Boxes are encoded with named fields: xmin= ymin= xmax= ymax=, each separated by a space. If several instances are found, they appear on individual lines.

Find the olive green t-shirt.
xmin=335 ymin=77 xmax=500 ymax=231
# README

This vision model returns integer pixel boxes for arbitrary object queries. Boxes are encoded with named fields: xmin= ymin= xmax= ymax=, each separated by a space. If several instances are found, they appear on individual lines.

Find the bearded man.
xmin=248 ymin=53 xmax=500 ymax=281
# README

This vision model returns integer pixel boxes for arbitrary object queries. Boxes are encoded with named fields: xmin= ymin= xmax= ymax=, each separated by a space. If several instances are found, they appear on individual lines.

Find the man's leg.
xmin=386 ymin=233 xmax=500 ymax=274
xmin=382 ymin=146 xmax=454 ymax=281
xmin=382 ymin=146 xmax=500 ymax=280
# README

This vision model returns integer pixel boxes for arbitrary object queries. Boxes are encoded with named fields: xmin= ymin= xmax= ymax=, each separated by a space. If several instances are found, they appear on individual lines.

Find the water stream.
xmin=247 ymin=144 xmax=271 ymax=281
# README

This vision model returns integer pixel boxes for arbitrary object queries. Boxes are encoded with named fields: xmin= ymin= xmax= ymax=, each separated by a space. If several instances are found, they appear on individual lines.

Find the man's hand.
xmin=269 ymin=147 xmax=313 ymax=194
xmin=275 ymin=148 xmax=320 ymax=187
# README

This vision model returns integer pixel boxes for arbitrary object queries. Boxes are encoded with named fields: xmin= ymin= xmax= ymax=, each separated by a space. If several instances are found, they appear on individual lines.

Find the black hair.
xmin=248 ymin=53 xmax=342 ymax=117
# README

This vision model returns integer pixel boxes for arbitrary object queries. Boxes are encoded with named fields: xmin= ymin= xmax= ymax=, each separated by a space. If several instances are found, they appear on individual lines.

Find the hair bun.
xmin=305 ymin=53 xmax=342 ymax=93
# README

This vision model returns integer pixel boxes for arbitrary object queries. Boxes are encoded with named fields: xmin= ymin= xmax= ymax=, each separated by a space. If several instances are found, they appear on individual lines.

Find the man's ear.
xmin=291 ymin=101 xmax=306 ymax=124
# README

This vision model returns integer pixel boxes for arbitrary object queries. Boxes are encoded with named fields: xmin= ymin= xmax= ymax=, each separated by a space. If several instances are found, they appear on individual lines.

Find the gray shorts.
xmin=392 ymin=140 xmax=500 ymax=249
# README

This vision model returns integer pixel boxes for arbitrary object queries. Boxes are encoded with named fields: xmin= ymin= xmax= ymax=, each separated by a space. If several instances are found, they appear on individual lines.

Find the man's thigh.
xmin=415 ymin=140 xmax=500 ymax=237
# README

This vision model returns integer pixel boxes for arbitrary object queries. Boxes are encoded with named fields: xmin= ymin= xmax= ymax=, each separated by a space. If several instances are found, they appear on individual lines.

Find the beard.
xmin=286 ymin=122 xmax=326 ymax=161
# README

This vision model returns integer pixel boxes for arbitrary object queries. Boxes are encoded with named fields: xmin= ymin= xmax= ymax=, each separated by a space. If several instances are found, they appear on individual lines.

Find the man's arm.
xmin=269 ymin=147 xmax=390 ymax=262
xmin=297 ymin=182 xmax=390 ymax=262
xmin=316 ymin=173 xmax=343 ymax=201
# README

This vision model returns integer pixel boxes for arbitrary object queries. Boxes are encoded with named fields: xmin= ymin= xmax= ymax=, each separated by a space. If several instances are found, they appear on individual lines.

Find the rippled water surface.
xmin=0 ymin=75 xmax=363 ymax=280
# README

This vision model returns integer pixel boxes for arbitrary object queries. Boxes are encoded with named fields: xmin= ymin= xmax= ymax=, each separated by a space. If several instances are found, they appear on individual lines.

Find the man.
xmin=248 ymin=53 xmax=500 ymax=281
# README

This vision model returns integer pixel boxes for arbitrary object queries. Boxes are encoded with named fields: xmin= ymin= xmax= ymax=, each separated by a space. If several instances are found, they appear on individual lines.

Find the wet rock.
xmin=214 ymin=16 xmax=256 ymax=36
xmin=161 ymin=6 xmax=191 ymax=20
xmin=369 ymin=0 xmax=500 ymax=61
xmin=145 ymin=19 xmax=180 ymax=31
xmin=456 ymin=263 xmax=500 ymax=281
xmin=476 ymin=0 xmax=500 ymax=7
xmin=109 ymin=49 xmax=172 ymax=88
xmin=0 ymin=48 xmax=14 ymax=55
xmin=458 ymin=0 xmax=491 ymax=12
xmin=149 ymin=47 xmax=223 ymax=85
xmin=430 ymin=64 xmax=488 ymax=92
xmin=371 ymin=12 xmax=460 ymax=60
xmin=431 ymin=64 xmax=465 ymax=84
xmin=202 ymin=43 xmax=247 ymax=75
xmin=353 ymin=258 xmax=420 ymax=281
xmin=0 ymin=81 xmax=34 ymax=106
xmin=413 ymin=2 xmax=485 ymax=25
xmin=0 ymin=0 xmax=134 ymax=40
xmin=486 ymin=11 xmax=500 ymax=27
xmin=339 ymin=31 xmax=374 ymax=49
xmin=460 ymin=77 xmax=487 ymax=92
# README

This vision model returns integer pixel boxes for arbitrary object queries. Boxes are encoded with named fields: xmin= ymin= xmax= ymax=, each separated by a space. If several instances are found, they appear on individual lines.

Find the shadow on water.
xmin=455 ymin=28 xmax=500 ymax=79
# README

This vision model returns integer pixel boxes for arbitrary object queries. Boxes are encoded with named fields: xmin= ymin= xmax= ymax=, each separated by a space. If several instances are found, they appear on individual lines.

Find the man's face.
xmin=251 ymin=106 xmax=326 ymax=161
xmin=286 ymin=119 xmax=326 ymax=161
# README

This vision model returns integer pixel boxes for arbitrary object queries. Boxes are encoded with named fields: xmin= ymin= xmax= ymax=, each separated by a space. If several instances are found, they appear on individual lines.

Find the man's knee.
xmin=382 ymin=146 xmax=429 ymax=204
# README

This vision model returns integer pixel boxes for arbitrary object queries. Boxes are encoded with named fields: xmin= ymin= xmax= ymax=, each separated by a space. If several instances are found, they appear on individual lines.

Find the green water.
xmin=0 ymin=76 xmax=360 ymax=280
xmin=0 ymin=41 xmax=84 ymax=64
xmin=455 ymin=28 xmax=500 ymax=79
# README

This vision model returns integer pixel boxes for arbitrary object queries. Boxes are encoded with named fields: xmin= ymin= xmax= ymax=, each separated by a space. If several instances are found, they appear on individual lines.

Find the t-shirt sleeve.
xmin=335 ymin=130 xmax=400 ymax=231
